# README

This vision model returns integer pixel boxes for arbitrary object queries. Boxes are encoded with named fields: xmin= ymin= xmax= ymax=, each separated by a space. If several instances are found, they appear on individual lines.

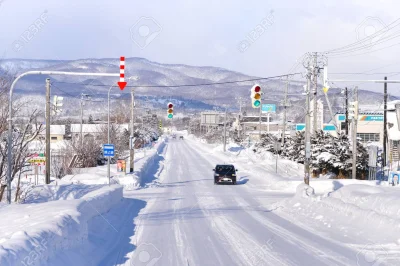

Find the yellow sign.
xmin=323 ymin=87 xmax=329 ymax=93
xmin=28 ymin=158 xmax=46 ymax=163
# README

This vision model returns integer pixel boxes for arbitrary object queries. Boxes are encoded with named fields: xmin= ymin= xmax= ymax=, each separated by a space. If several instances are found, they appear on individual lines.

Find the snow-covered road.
xmin=43 ymin=137 xmax=397 ymax=266
xmin=122 ymin=138 xmax=374 ymax=266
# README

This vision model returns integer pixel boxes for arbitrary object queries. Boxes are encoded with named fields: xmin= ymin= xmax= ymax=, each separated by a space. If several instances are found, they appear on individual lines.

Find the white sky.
xmin=1 ymin=0 xmax=400 ymax=94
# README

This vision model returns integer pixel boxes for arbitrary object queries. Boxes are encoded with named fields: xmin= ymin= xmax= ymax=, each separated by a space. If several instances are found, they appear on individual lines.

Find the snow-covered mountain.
xmin=1 ymin=58 xmax=396 ymax=119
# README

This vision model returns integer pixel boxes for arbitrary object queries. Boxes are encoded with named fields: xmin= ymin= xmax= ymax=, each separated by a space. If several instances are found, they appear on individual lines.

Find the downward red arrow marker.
xmin=118 ymin=56 xmax=127 ymax=90
xmin=118 ymin=81 xmax=127 ymax=90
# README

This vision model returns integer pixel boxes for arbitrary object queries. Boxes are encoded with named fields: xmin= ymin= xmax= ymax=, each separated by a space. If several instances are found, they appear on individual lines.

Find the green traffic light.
xmin=168 ymin=114 xmax=173 ymax=119
xmin=254 ymin=100 xmax=261 ymax=107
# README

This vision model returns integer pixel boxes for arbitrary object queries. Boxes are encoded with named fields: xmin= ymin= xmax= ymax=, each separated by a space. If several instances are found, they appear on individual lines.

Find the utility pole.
xmin=6 ymin=70 xmax=119 ymax=204
xmin=237 ymin=97 xmax=243 ymax=139
xmin=351 ymin=86 xmax=358 ymax=179
xmin=80 ymin=93 xmax=89 ymax=147
xmin=223 ymin=107 xmax=227 ymax=152
xmin=107 ymin=85 xmax=114 ymax=185
xmin=45 ymin=78 xmax=51 ymax=184
xmin=304 ymin=76 xmax=311 ymax=185
xmin=345 ymin=87 xmax=349 ymax=135
xmin=80 ymin=97 xmax=83 ymax=147
xmin=130 ymin=88 xmax=135 ymax=172
xmin=281 ymin=76 xmax=289 ymax=151
xmin=383 ymin=76 xmax=388 ymax=170
xmin=313 ymin=52 xmax=318 ymax=133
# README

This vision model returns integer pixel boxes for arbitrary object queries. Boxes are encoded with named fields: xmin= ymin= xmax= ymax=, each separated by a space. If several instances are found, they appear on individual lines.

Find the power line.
xmin=52 ymin=72 xmax=303 ymax=88
xmin=327 ymin=41 xmax=400 ymax=58
xmin=323 ymin=18 xmax=400 ymax=54
xmin=330 ymin=72 xmax=400 ymax=75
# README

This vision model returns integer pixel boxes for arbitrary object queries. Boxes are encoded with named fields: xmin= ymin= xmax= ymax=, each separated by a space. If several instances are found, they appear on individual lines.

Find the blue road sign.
xmin=262 ymin=104 xmax=276 ymax=113
xmin=103 ymin=144 xmax=115 ymax=157
xmin=296 ymin=124 xmax=305 ymax=131
xmin=323 ymin=124 xmax=336 ymax=131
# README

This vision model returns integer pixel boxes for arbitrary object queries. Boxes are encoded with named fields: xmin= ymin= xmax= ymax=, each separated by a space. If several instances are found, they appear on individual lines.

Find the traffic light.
xmin=349 ymin=101 xmax=359 ymax=120
xmin=251 ymin=84 xmax=261 ymax=108
xmin=159 ymin=120 xmax=162 ymax=129
xmin=52 ymin=95 xmax=63 ymax=115
xmin=167 ymin=102 xmax=174 ymax=119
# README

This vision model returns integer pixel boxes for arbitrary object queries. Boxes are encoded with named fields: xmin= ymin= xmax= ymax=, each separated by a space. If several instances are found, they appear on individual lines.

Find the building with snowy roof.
xmin=37 ymin=125 xmax=66 ymax=143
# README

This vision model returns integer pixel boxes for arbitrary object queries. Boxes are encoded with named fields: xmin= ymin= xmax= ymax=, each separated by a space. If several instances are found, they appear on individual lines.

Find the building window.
xmin=340 ymin=122 xmax=348 ymax=131
xmin=51 ymin=136 xmax=57 ymax=140
xmin=357 ymin=133 xmax=380 ymax=142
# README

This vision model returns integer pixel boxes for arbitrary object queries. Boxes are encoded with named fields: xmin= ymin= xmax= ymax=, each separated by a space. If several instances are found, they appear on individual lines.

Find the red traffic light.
xmin=254 ymin=86 xmax=261 ymax=92
xmin=168 ymin=103 xmax=173 ymax=108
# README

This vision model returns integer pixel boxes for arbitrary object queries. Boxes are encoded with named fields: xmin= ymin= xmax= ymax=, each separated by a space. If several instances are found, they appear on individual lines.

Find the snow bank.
xmin=136 ymin=138 xmax=167 ymax=186
xmin=279 ymin=181 xmax=400 ymax=246
xmin=65 ymin=137 xmax=167 ymax=189
xmin=0 ymin=185 xmax=123 ymax=266
xmin=295 ymin=183 xmax=315 ymax=198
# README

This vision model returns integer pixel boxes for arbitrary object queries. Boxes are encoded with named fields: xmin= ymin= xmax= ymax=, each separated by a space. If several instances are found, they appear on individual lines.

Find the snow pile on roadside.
xmin=0 ymin=185 xmax=123 ymax=266
xmin=21 ymin=181 xmax=104 ymax=203
xmin=65 ymin=137 xmax=167 ymax=189
xmin=278 ymin=182 xmax=400 ymax=246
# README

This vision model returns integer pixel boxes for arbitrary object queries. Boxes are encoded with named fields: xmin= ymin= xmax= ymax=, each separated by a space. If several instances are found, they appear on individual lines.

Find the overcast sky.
xmin=1 ymin=0 xmax=400 ymax=94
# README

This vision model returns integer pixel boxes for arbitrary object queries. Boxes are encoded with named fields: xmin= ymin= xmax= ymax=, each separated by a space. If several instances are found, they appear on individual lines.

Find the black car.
xmin=179 ymin=136 xmax=184 ymax=140
xmin=213 ymin=164 xmax=238 ymax=185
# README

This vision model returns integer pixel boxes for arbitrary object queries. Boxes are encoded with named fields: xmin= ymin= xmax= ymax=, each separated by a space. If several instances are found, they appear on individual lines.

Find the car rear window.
xmin=216 ymin=165 xmax=234 ymax=173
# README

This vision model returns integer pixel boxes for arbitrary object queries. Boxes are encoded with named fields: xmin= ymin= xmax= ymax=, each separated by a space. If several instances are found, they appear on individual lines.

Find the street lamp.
xmin=7 ymin=71 xmax=119 ymax=204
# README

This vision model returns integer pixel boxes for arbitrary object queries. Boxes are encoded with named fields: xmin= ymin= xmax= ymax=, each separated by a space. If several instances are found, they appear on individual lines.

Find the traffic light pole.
xmin=259 ymin=100 xmax=262 ymax=139
xmin=7 ymin=71 xmax=119 ymax=204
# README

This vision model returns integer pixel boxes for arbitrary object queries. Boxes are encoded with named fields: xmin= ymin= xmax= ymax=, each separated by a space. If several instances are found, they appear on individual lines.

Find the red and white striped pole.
xmin=117 ymin=56 xmax=127 ymax=90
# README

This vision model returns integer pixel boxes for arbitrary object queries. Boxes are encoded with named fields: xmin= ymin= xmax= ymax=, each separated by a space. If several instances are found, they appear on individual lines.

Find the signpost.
xmin=261 ymin=104 xmax=276 ymax=113
xmin=103 ymin=144 xmax=115 ymax=157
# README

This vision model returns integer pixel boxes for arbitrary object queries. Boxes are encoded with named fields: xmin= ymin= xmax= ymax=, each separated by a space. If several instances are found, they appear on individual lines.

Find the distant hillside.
xmin=1 ymin=58 xmax=396 ymax=121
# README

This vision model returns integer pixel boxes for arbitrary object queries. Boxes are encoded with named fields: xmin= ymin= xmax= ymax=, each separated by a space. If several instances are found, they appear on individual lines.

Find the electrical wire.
xmin=327 ymin=41 xmax=400 ymax=58
xmin=324 ymin=18 xmax=400 ymax=54
xmin=326 ymin=29 xmax=400 ymax=56
xmin=52 ymin=72 xmax=302 ymax=89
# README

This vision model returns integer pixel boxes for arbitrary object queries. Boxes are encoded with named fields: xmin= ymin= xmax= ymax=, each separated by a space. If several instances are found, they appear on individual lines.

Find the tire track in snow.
xmin=234 ymin=196 xmax=356 ymax=266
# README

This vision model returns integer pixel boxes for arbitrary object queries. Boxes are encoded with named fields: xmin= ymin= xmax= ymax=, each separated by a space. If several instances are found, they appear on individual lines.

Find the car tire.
xmin=232 ymin=179 xmax=236 ymax=185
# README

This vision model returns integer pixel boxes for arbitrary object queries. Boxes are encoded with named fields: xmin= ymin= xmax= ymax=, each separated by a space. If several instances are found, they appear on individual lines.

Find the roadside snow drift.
xmin=0 ymin=185 xmax=123 ymax=266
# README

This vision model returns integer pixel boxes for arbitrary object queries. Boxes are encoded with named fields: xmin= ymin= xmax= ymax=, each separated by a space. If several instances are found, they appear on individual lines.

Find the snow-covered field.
xmin=1 ymin=132 xmax=400 ymax=265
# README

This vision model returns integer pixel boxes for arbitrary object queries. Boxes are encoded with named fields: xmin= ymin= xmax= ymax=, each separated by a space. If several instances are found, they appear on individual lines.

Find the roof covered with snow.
xmin=38 ymin=125 xmax=65 ymax=135
xmin=71 ymin=124 xmax=103 ymax=133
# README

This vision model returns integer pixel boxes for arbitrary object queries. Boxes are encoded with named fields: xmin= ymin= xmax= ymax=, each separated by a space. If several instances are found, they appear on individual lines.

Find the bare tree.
xmin=0 ymin=71 xmax=43 ymax=201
